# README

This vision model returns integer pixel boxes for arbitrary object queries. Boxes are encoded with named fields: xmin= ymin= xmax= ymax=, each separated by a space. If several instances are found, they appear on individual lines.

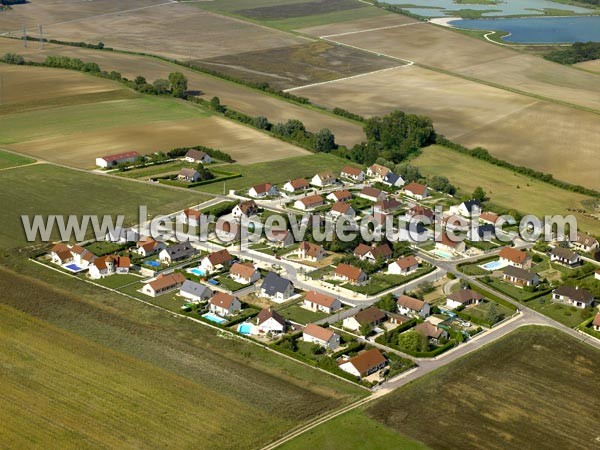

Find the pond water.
xmin=450 ymin=15 xmax=600 ymax=43
xmin=383 ymin=0 xmax=596 ymax=17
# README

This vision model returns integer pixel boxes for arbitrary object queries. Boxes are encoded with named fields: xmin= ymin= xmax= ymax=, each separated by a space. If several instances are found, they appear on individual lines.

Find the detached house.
xmin=374 ymin=199 xmax=402 ymax=214
xmin=499 ymin=247 xmax=532 ymax=269
xmin=303 ymin=291 xmax=342 ymax=314
xmin=105 ymin=227 xmax=140 ymax=244
xmin=303 ymin=324 xmax=340 ymax=350
xmin=414 ymin=322 xmax=448 ymax=345
xmin=269 ymin=229 xmax=295 ymax=248
xmin=479 ymin=211 xmax=500 ymax=225
xmin=397 ymin=295 xmax=431 ymax=318
xmin=358 ymin=186 xmax=386 ymax=202
xmin=453 ymin=199 xmax=481 ymax=218
xmin=178 ymin=168 xmax=201 ymax=183
xmin=329 ymin=202 xmax=356 ymax=219
xmin=249 ymin=183 xmax=278 ymax=198
xmin=178 ymin=208 xmax=204 ymax=227
xmin=50 ymin=243 xmax=74 ymax=265
xmin=229 ymin=262 xmax=260 ymax=285
xmin=366 ymin=164 xmax=390 ymax=180
xmin=215 ymin=220 xmax=241 ymax=243
xmin=436 ymin=232 xmax=466 ymax=255
xmin=200 ymin=249 xmax=233 ymax=273
xmin=88 ymin=255 xmax=131 ymax=279
xmin=571 ymin=232 xmax=599 ymax=253
xmin=296 ymin=241 xmax=326 ymax=261
xmin=294 ymin=194 xmax=324 ymax=211
xmin=159 ymin=241 xmax=196 ymax=264
xmin=69 ymin=245 xmax=97 ymax=268
xmin=382 ymin=172 xmax=404 ymax=188
xmin=592 ymin=313 xmax=600 ymax=332
xmin=446 ymin=289 xmax=484 ymax=310
xmin=388 ymin=256 xmax=419 ymax=275
xmin=354 ymin=243 xmax=393 ymax=262
xmin=550 ymin=247 xmax=581 ymax=267
xmin=406 ymin=205 xmax=435 ymax=222
xmin=552 ymin=286 xmax=594 ymax=309
xmin=209 ymin=292 xmax=241 ymax=317
xmin=135 ymin=237 xmax=166 ymax=257
xmin=340 ymin=166 xmax=364 ymax=182
xmin=256 ymin=308 xmax=286 ymax=335
xmin=310 ymin=171 xmax=336 ymax=187
xmin=260 ymin=272 xmax=294 ymax=301
xmin=403 ymin=182 xmax=428 ymax=200
xmin=327 ymin=189 xmax=352 ymax=203
xmin=334 ymin=263 xmax=367 ymax=285
xmin=282 ymin=178 xmax=309 ymax=193
xmin=179 ymin=280 xmax=212 ymax=303
xmin=502 ymin=266 xmax=539 ymax=288
xmin=142 ymin=272 xmax=186 ymax=297
xmin=184 ymin=149 xmax=211 ymax=164
xmin=338 ymin=348 xmax=387 ymax=379
xmin=342 ymin=307 xmax=386 ymax=332
xmin=233 ymin=200 xmax=259 ymax=219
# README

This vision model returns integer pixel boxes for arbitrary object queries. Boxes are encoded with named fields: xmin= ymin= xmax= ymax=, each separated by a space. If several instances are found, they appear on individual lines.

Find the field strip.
xmin=320 ymin=36 xmax=415 ymax=66
xmin=29 ymin=257 xmax=369 ymax=390
xmin=0 ymin=161 xmax=41 ymax=173
xmin=320 ymin=21 xmax=425 ymax=39
xmin=284 ymin=65 xmax=408 ymax=92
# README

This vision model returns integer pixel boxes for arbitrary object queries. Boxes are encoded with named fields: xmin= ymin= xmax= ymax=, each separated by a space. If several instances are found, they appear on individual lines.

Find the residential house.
xmin=502 ymin=266 xmax=539 ymax=288
xmin=88 ymin=255 xmax=130 ymax=279
xmin=382 ymin=172 xmax=404 ymax=188
xmin=95 ymin=151 xmax=139 ymax=168
xmin=296 ymin=241 xmax=326 ymax=261
xmin=233 ymin=200 xmax=259 ymax=219
xmin=256 ymin=307 xmax=286 ymax=335
xmin=260 ymin=272 xmax=294 ymax=301
xmin=468 ymin=224 xmax=496 ymax=242
xmin=229 ymin=262 xmax=260 ymax=285
xmin=159 ymin=241 xmax=196 ymax=264
xmin=338 ymin=348 xmax=387 ymax=379
xmin=142 ymin=272 xmax=186 ymax=297
xmin=354 ymin=243 xmax=393 ymax=262
xmin=550 ymin=247 xmax=581 ymax=267
xmin=374 ymin=199 xmax=402 ymax=214
xmin=302 ymin=324 xmax=340 ymax=350
xmin=479 ymin=211 xmax=500 ymax=225
xmin=452 ymin=199 xmax=481 ymax=218
xmin=498 ymin=247 xmax=532 ymax=269
xmin=334 ymin=263 xmax=367 ymax=285
xmin=179 ymin=280 xmax=212 ymax=303
xmin=342 ymin=307 xmax=386 ymax=332
xmin=178 ymin=168 xmax=201 ymax=183
xmin=303 ymin=291 xmax=342 ymax=314
xmin=69 ymin=245 xmax=97 ymax=268
xmin=358 ymin=186 xmax=385 ymax=202
xmin=50 ymin=243 xmax=73 ymax=265
xmin=446 ymin=289 xmax=484 ymax=310
xmin=178 ymin=208 xmax=204 ymax=227
xmin=282 ymin=178 xmax=309 ymax=193
xmin=310 ymin=171 xmax=336 ymax=187
xmin=326 ymin=189 xmax=352 ymax=203
xmin=105 ymin=227 xmax=140 ymax=243
xmin=269 ymin=229 xmax=295 ymax=248
xmin=329 ymin=202 xmax=356 ymax=219
xmin=552 ymin=286 xmax=594 ymax=309
xmin=200 ymin=249 xmax=233 ymax=273
xmin=388 ymin=312 xmax=411 ymax=326
xmin=340 ymin=166 xmax=364 ymax=182
xmin=294 ymin=194 xmax=324 ymax=211
xmin=571 ymin=232 xmax=599 ymax=253
xmin=184 ymin=149 xmax=211 ymax=164
xmin=135 ymin=237 xmax=166 ymax=257
xmin=209 ymin=292 xmax=241 ymax=317
xmin=436 ymin=232 xmax=466 ymax=255
xmin=406 ymin=205 xmax=435 ymax=222
xmin=388 ymin=256 xmax=419 ymax=275
xmin=366 ymin=164 xmax=390 ymax=180
xmin=414 ymin=322 xmax=448 ymax=345
xmin=215 ymin=220 xmax=241 ymax=243
xmin=249 ymin=183 xmax=278 ymax=198
xmin=592 ymin=313 xmax=600 ymax=332
xmin=403 ymin=183 xmax=429 ymax=200
xmin=396 ymin=295 xmax=431 ymax=318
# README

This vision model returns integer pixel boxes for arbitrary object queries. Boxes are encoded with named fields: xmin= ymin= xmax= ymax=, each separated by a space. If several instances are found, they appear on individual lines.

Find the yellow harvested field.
xmin=9 ymin=116 xmax=309 ymax=168
xmin=2 ymin=2 xmax=305 ymax=61
xmin=297 ymin=12 xmax=419 ymax=37
xmin=574 ymin=59 xmax=600 ymax=73
xmin=0 ymin=39 xmax=365 ymax=147
xmin=322 ymin=21 xmax=600 ymax=111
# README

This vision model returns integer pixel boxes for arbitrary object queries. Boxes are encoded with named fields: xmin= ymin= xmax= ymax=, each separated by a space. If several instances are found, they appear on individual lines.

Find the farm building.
xmin=95 ymin=151 xmax=139 ymax=168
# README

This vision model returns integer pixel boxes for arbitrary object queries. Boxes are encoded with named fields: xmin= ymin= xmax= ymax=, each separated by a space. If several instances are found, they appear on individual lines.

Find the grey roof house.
xmin=260 ymin=272 xmax=294 ymax=302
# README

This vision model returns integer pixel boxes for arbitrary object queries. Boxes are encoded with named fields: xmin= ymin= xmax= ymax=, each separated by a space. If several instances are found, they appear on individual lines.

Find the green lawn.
xmin=215 ymin=274 xmax=251 ymax=292
xmin=0 ymin=149 xmax=35 ymax=170
xmin=92 ymin=273 xmax=145 ymax=290
xmin=343 ymin=266 xmax=435 ymax=295
xmin=278 ymin=304 xmax=330 ymax=324
xmin=482 ymin=277 xmax=545 ymax=302
xmin=526 ymin=294 xmax=596 ymax=328
xmin=0 ymin=164 xmax=207 ymax=249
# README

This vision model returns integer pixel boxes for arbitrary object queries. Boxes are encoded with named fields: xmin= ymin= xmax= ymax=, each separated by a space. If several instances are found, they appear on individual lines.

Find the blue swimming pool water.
xmin=238 ymin=323 xmax=254 ymax=335
xmin=188 ymin=267 xmax=206 ymax=277
xmin=64 ymin=263 xmax=83 ymax=272
xmin=479 ymin=259 xmax=509 ymax=271
xmin=145 ymin=260 xmax=161 ymax=267
xmin=202 ymin=312 xmax=227 ymax=324
xmin=433 ymin=250 xmax=453 ymax=259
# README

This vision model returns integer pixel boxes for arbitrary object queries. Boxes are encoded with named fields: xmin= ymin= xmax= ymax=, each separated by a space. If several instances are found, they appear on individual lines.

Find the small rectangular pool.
xmin=479 ymin=259 xmax=509 ymax=271
xmin=432 ymin=250 xmax=453 ymax=259
xmin=202 ymin=312 xmax=227 ymax=324
xmin=64 ymin=263 xmax=84 ymax=272
xmin=187 ymin=267 xmax=207 ymax=277
xmin=237 ymin=323 xmax=255 ymax=335
xmin=145 ymin=260 xmax=161 ymax=268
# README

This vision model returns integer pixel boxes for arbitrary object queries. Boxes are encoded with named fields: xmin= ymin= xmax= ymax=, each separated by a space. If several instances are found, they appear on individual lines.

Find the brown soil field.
xmin=193 ymin=41 xmax=400 ymax=90
xmin=7 ymin=2 xmax=305 ymax=61
xmin=318 ymin=20 xmax=600 ymax=112
xmin=8 ymin=116 xmax=310 ymax=168
xmin=295 ymin=65 xmax=600 ymax=190
xmin=297 ymin=12 xmax=419 ymax=36
xmin=237 ymin=0 xmax=362 ymax=20
xmin=574 ymin=59 xmax=600 ymax=73
xmin=0 ymin=38 xmax=366 ymax=146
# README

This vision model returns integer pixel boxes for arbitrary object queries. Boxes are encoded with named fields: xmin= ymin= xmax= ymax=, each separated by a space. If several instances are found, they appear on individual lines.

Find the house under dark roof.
xmin=261 ymin=272 xmax=293 ymax=296
xmin=462 ymin=199 xmax=481 ymax=215
xmin=163 ymin=241 xmax=196 ymax=260
xmin=503 ymin=265 xmax=537 ymax=282
xmin=180 ymin=280 xmax=212 ymax=299
xmin=553 ymin=285 xmax=593 ymax=304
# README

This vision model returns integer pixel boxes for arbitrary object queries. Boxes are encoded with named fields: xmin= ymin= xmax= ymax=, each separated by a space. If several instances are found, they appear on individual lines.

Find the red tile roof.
xmin=304 ymin=323 xmax=335 ymax=342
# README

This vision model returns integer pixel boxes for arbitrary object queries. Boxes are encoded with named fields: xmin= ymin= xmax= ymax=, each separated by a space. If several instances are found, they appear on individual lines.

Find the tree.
xmin=134 ymin=75 xmax=147 ymax=86
xmin=253 ymin=115 xmax=271 ymax=130
xmin=153 ymin=78 xmax=170 ymax=95
xmin=377 ymin=294 xmax=397 ymax=313
xmin=429 ymin=175 xmax=456 ymax=195
xmin=397 ymin=331 xmax=427 ymax=353
xmin=472 ymin=186 xmax=487 ymax=202
xmin=314 ymin=128 xmax=336 ymax=152
xmin=210 ymin=96 xmax=225 ymax=112
xmin=360 ymin=322 xmax=372 ymax=337
xmin=168 ymin=72 xmax=188 ymax=98
xmin=1 ymin=53 xmax=25 ymax=65
xmin=485 ymin=303 xmax=502 ymax=325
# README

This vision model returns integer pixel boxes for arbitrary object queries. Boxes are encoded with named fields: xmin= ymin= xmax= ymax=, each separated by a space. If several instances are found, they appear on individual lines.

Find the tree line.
xmin=545 ymin=42 xmax=600 ymax=65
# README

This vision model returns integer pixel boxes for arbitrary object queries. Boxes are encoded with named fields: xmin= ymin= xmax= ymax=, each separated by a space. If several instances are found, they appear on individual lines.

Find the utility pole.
xmin=39 ymin=24 xmax=44 ymax=49
xmin=22 ymin=24 xmax=27 ymax=47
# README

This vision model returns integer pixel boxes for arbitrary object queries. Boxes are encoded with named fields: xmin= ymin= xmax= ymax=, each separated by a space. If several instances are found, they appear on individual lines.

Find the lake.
xmin=449 ymin=16 xmax=600 ymax=43
xmin=383 ymin=0 xmax=596 ymax=17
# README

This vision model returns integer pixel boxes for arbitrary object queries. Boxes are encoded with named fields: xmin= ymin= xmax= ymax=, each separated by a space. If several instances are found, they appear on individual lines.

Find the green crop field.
xmin=0 ymin=164 xmax=207 ymax=249
xmin=0 ymin=264 xmax=367 ymax=449
xmin=0 ymin=149 xmax=35 ymax=170
xmin=412 ymin=145 xmax=600 ymax=235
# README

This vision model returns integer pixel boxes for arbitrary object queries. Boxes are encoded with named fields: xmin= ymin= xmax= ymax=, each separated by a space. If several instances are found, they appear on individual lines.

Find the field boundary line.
xmin=320 ymin=36 xmax=415 ymax=66
xmin=28 ymin=257 xmax=369 ymax=391
xmin=320 ymin=21 xmax=424 ymax=39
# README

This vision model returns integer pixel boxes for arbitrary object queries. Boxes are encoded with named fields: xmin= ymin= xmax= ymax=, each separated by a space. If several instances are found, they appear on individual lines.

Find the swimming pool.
xmin=64 ymin=263 xmax=84 ymax=272
xmin=432 ymin=250 xmax=453 ymax=259
xmin=202 ymin=312 xmax=227 ymax=324
xmin=237 ymin=323 xmax=255 ymax=335
xmin=145 ymin=260 xmax=161 ymax=267
xmin=187 ymin=267 xmax=206 ymax=277
xmin=479 ymin=259 xmax=509 ymax=271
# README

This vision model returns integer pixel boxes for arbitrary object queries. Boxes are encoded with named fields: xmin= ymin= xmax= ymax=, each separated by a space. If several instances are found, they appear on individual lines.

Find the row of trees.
xmin=545 ymin=42 xmax=600 ymax=65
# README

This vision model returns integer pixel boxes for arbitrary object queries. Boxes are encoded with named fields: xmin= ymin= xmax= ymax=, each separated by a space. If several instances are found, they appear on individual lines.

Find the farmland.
xmin=0 ymin=164 xmax=207 ymax=249
xmin=412 ymin=145 xmax=600 ymax=234
xmin=574 ymin=59 xmax=600 ymax=73
xmin=364 ymin=326 xmax=600 ymax=450
xmin=0 ymin=149 xmax=34 ymax=170
xmin=0 ymin=265 xmax=366 ymax=449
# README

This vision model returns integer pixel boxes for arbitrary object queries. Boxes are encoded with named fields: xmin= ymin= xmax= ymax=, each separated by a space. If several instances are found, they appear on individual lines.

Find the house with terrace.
xmin=396 ymin=295 xmax=431 ymax=318
xmin=88 ymin=255 xmax=130 ymax=279
xmin=499 ymin=247 xmax=532 ymax=269
xmin=310 ymin=171 xmax=336 ymax=187
xmin=69 ymin=245 xmax=97 ymax=268
xmin=388 ymin=256 xmax=419 ymax=276
xmin=282 ymin=178 xmax=309 ymax=193
xmin=436 ymin=232 xmax=466 ymax=255
xmin=177 ymin=168 xmax=201 ymax=183
xmin=303 ymin=324 xmax=340 ymax=350
xmin=358 ymin=186 xmax=386 ymax=203
xmin=200 ymin=249 xmax=233 ymax=274
xmin=303 ymin=291 xmax=342 ymax=314
xmin=550 ymin=247 xmax=581 ymax=267
xmin=502 ymin=266 xmax=539 ymax=288
xmin=50 ymin=243 xmax=74 ymax=265
xmin=340 ymin=166 xmax=364 ymax=182
xmin=135 ymin=237 xmax=166 ymax=257
xmin=229 ymin=262 xmax=260 ymax=285
xmin=327 ymin=189 xmax=352 ymax=203
xmin=342 ymin=307 xmax=386 ymax=333
xmin=260 ymin=272 xmax=294 ymax=302
xmin=249 ymin=183 xmax=278 ymax=199
xmin=446 ymin=289 xmax=484 ymax=310
xmin=159 ymin=241 xmax=196 ymax=264
xmin=403 ymin=182 xmax=428 ymax=200
xmin=296 ymin=242 xmax=325 ymax=262
xmin=209 ymin=292 xmax=241 ymax=317
xmin=366 ymin=164 xmax=390 ymax=180
xmin=338 ymin=348 xmax=387 ymax=379
xmin=184 ymin=149 xmax=211 ymax=164
xmin=354 ymin=243 xmax=393 ymax=262
xmin=334 ymin=263 xmax=367 ymax=285
xmin=329 ymin=202 xmax=356 ymax=219
xmin=571 ymin=232 xmax=599 ymax=253
xmin=414 ymin=322 xmax=448 ymax=345
xmin=233 ymin=200 xmax=259 ymax=219
xmin=179 ymin=280 xmax=212 ymax=303
xmin=294 ymin=194 xmax=324 ymax=211
xmin=256 ymin=308 xmax=286 ymax=335
xmin=142 ymin=273 xmax=186 ymax=297
xmin=552 ymin=286 xmax=594 ymax=309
